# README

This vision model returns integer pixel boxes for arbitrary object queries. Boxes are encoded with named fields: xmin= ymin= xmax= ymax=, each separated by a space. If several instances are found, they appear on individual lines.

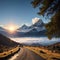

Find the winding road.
xmin=9 ymin=47 xmax=45 ymax=60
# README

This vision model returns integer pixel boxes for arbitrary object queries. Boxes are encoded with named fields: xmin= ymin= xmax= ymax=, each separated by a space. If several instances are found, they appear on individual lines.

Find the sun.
xmin=8 ymin=26 xmax=16 ymax=33
xmin=4 ymin=23 xmax=18 ymax=34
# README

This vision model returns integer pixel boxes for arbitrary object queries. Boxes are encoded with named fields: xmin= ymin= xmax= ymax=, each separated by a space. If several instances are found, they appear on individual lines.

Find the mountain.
xmin=0 ymin=27 xmax=8 ymax=36
xmin=32 ymin=19 xmax=44 ymax=27
xmin=31 ymin=19 xmax=45 ymax=32
xmin=18 ymin=24 xmax=28 ymax=30
xmin=0 ymin=27 xmax=12 ymax=37
xmin=17 ymin=24 xmax=30 ymax=32
xmin=0 ymin=19 xmax=46 ymax=37
xmin=17 ymin=19 xmax=45 ymax=33
xmin=16 ymin=19 xmax=46 ymax=37
xmin=0 ymin=27 xmax=17 ymax=37
xmin=0 ymin=27 xmax=6 ymax=31
xmin=0 ymin=34 xmax=18 ymax=46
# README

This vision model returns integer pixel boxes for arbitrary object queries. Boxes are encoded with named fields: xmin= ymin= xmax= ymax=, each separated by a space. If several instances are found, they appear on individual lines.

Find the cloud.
xmin=32 ymin=17 xmax=40 ymax=24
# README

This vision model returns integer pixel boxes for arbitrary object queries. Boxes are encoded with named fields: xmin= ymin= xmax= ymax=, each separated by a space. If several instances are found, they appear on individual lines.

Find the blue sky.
xmin=0 ymin=0 xmax=49 ymax=27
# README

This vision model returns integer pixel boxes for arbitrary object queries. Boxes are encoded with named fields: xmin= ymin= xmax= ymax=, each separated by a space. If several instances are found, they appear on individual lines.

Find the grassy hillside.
xmin=0 ymin=34 xmax=20 ymax=53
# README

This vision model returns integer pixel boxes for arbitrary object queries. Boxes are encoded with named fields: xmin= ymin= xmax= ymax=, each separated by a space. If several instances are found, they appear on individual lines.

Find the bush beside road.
xmin=0 ymin=45 xmax=20 ymax=58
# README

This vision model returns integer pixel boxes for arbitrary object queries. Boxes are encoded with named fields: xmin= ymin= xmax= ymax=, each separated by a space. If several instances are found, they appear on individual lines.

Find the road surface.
xmin=9 ymin=47 xmax=45 ymax=60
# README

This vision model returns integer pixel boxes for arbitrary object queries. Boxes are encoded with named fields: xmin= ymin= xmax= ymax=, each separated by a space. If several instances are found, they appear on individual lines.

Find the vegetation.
xmin=26 ymin=42 xmax=60 ymax=60
xmin=31 ymin=0 xmax=60 ymax=39
xmin=0 ymin=34 xmax=21 ymax=58
xmin=45 ymin=42 xmax=60 ymax=53
xmin=0 ymin=34 xmax=21 ymax=52
xmin=0 ymin=46 xmax=20 ymax=58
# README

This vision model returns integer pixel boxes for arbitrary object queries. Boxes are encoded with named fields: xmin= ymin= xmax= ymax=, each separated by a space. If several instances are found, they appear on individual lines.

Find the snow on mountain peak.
xmin=21 ymin=24 xmax=28 ymax=29
xmin=17 ymin=18 xmax=45 ymax=32
xmin=32 ymin=17 xmax=40 ymax=24
xmin=31 ymin=19 xmax=45 ymax=32
xmin=17 ymin=24 xmax=30 ymax=32
xmin=18 ymin=24 xmax=28 ymax=30
xmin=32 ymin=19 xmax=44 ymax=27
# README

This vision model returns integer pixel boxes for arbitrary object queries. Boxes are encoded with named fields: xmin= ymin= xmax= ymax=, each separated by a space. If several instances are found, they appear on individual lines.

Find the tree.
xmin=31 ymin=0 xmax=60 ymax=39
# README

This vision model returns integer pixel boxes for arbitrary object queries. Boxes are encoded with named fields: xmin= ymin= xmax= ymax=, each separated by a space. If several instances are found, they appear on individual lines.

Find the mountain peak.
xmin=35 ymin=19 xmax=43 ymax=23
xmin=17 ymin=24 xmax=29 ymax=31
xmin=0 ymin=27 xmax=5 ymax=31
xmin=32 ymin=19 xmax=44 ymax=27
xmin=22 ymin=24 xmax=27 ymax=28
xmin=17 ymin=19 xmax=45 ymax=32
xmin=35 ymin=19 xmax=43 ymax=24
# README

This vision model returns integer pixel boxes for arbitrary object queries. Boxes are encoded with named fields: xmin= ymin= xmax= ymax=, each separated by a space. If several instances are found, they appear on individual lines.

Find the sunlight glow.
xmin=7 ymin=26 xmax=16 ymax=33
xmin=4 ymin=23 xmax=18 ymax=34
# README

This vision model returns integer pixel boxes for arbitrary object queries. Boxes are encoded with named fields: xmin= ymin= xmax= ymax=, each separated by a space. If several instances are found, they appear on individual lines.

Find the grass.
xmin=26 ymin=46 xmax=60 ymax=60
xmin=0 ymin=45 xmax=20 ymax=58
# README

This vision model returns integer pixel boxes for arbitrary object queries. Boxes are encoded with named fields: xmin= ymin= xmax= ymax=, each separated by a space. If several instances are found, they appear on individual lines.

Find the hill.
xmin=46 ymin=42 xmax=60 ymax=53
xmin=0 ymin=34 xmax=20 ymax=53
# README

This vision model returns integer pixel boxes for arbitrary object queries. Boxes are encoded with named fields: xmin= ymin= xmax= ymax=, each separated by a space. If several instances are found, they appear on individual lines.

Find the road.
xmin=9 ymin=47 xmax=45 ymax=60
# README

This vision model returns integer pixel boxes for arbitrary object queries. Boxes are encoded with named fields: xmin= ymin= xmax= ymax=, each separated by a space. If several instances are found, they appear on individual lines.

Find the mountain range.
xmin=0 ymin=19 xmax=46 ymax=37
xmin=16 ymin=19 xmax=46 ymax=37
xmin=17 ymin=19 xmax=45 ymax=32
